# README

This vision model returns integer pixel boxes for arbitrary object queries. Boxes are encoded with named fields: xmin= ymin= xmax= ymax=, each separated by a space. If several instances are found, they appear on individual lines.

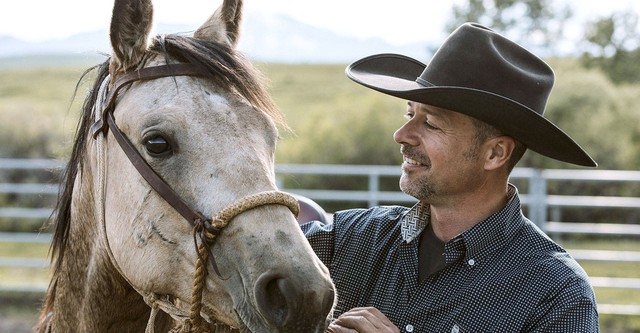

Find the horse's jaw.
xmin=39 ymin=166 xmax=174 ymax=332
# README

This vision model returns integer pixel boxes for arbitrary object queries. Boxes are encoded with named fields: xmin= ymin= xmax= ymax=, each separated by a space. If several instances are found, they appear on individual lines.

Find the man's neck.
xmin=428 ymin=183 xmax=509 ymax=242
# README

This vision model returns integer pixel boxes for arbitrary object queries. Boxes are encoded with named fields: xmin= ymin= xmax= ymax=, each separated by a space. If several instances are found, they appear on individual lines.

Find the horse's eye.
xmin=144 ymin=136 xmax=172 ymax=156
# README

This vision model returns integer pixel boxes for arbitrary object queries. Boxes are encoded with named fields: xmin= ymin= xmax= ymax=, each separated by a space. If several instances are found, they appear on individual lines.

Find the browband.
xmin=91 ymin=64 xmax=208 ymax=138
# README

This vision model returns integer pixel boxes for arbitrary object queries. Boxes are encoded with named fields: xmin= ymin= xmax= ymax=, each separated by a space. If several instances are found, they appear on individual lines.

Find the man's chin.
xmin=400 ymin=176 xmax=433 ymax=201
xmin=399 ymin=177 xmax=417 ymax=198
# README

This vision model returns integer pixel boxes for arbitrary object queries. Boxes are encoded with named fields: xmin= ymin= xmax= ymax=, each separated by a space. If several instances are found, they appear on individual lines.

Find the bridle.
xmin=90 ymin=63 xmax=300 ymax=332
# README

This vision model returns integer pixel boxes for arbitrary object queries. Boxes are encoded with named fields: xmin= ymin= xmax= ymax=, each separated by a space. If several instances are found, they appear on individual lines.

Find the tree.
xmin=447 ymin=0 xmax=572 ymax=55
xmin=581 ymin=10 xmax=640 ymax=83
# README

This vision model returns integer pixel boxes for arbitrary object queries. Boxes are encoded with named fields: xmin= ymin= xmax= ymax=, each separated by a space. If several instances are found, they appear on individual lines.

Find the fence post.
xmin=368 ymin=171 xmax=380 ymax=207
xmin=529 ymin=168 xmax=548 ymax=230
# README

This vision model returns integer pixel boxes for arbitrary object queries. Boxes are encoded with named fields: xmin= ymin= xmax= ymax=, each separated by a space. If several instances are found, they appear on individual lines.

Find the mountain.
xmin=0 ymin=11 xmax=433 ymax=65
xmin=238 ymin=12 xmax=431 ymax=63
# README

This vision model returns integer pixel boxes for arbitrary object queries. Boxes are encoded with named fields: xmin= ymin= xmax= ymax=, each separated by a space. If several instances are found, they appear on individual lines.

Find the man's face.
xmin=393 ymin=102 xmax=486 ymax=204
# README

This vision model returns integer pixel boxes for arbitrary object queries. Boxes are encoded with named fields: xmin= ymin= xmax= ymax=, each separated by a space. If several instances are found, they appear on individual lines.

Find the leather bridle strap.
xmin=105 ymin=111 xmax=210 ymax=227
xmin=95 ymin=64 xmax=212 ymax=228
xmin=91 ymin=64 xmax=207 ymax=138
xmin=92 ymin=64 xmax=212 ymax=227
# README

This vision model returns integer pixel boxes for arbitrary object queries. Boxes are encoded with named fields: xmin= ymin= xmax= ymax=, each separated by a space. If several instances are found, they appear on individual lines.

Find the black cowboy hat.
xmin=346 ymin=22 xmax=597 ymax=167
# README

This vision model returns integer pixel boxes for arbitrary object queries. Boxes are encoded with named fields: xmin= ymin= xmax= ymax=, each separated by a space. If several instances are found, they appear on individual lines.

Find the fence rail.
xmin=1 ymin=158 xmax=639 ymax=315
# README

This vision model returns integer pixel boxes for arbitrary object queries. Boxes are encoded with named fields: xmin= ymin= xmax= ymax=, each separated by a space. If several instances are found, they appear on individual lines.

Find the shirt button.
xmin=451 ymin=324 xmax=460 ymax=333
xmin=405 ymin=324 xmax=414 ymax=332
xmin=468 ymin=259 xmax=475 ymax=266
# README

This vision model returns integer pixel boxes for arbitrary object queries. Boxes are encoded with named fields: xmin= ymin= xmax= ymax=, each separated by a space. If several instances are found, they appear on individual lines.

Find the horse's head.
xmin=84 ymin=0 xmax=335 ymax=331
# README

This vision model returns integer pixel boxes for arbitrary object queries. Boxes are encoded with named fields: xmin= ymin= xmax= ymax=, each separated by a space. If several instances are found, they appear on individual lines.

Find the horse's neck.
xmin=43 ymin=163 xmax=172 ymax=332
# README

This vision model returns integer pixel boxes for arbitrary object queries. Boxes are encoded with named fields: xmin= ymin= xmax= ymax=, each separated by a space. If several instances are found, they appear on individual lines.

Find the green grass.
xmin=595 ymin=287 xmax=640 ymax=306
xmin=562 ymin=238 xmax=640 ymax=251
xmin=0 ymin=267 xmax=50 ymax=287
xmin=0 ymin=242 xmax=51 ymax=287
xmin=0 ymin=66 xmax=92 ymax=159
xmin=581 ymin=261 xmax=640 ymax=280
xmin=0 ymin=242 xmax=50 ymax=258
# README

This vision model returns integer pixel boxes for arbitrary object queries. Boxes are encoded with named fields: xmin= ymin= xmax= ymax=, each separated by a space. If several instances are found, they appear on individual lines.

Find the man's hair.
xmin=470 ymin=117 xmax=526 ymax=173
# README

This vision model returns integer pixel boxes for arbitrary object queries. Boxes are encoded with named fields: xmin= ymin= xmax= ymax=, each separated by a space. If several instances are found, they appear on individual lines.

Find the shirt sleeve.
xmin=300 ymin=219 xmax=336 ymax=270
xmin=300 ymin=206 xmax=406 ymax=276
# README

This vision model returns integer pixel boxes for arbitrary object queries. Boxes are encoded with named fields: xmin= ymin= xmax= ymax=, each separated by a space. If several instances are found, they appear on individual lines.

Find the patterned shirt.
xmin=302 ymin=185 xmax=599 ymax=332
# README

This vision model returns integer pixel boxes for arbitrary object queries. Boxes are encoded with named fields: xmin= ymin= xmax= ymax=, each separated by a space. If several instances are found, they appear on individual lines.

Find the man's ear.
xmin=483 ymin=136 xmax=516 ymax=171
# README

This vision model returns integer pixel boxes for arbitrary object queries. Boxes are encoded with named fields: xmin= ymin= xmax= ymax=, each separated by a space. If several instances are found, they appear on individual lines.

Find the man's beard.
xmin=400 ymin=173 xmax=437 ymax=201
xmin=399 ymin=145 xmax=436 ymax=200
xmin=399 ymin=140 xmax=482 ymax=201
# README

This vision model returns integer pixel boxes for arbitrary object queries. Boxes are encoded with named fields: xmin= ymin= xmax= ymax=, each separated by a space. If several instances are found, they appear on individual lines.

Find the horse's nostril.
xmin=255 ymin=274 xmax=295 ymax=328
xmin=255 ymin=271 xmax=335 ymax=332
xmin=264 ymin=278 xmax=289 ymax=325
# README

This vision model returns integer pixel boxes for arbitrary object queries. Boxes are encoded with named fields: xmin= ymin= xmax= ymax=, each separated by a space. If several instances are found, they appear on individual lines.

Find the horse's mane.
xmin=48 ymin=34 xmax=283 ymax=274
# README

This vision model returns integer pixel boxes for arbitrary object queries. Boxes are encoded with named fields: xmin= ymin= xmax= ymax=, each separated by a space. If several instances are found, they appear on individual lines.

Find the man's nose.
xmin=394 ymin=121 xmax=418 ymax=146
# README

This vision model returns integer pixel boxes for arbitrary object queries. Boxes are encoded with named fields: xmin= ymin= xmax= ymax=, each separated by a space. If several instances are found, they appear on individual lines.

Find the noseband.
xmin=91 ymin=63 xmax=300 ymax=332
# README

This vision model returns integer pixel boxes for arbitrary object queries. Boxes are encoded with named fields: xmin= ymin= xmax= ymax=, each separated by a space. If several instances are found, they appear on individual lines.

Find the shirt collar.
xmin=400 ymin=201 xmax=429 ymax=243
xmin=400 ymin=184 xmax=522 ymax=249
xmin=457 ymin=184 xmax=523 ymax=259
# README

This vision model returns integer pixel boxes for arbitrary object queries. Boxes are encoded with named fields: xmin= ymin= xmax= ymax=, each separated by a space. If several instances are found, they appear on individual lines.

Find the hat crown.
xmin=420 ymin=23 xmax=554 ymax=116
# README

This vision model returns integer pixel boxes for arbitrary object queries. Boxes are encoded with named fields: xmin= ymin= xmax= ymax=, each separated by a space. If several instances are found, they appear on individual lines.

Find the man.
xmin=302 ymin=23 xmax=599 ymax=332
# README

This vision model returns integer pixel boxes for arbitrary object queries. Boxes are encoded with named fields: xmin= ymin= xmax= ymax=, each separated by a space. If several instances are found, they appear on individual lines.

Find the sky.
xmin=1 ymin=0 xmax=639 ymax=46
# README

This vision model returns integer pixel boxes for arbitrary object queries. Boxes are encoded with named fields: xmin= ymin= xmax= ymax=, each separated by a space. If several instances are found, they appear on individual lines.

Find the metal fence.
xmin=1 ymin=158 xmax=639 ymax=315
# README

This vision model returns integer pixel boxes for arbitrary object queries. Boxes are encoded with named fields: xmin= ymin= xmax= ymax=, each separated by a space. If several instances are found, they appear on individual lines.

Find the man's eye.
xmin=144 ymin=136 xmax=172 ymax=156
xmin=425 ymin=121 xmax=438 ymax=130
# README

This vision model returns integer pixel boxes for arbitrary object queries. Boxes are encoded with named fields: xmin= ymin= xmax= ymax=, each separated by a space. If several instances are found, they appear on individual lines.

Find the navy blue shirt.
xmin=302 ymin=185 xmax=599 ymax=332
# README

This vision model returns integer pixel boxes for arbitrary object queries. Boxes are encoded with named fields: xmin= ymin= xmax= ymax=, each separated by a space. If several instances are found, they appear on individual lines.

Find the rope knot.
xmin=196 ymin=218 xmax=221 ymax=244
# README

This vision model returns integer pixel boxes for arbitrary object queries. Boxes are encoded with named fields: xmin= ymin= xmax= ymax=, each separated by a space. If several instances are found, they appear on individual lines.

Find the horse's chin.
xmin=202 ymin=304 xmax=252 ymax=333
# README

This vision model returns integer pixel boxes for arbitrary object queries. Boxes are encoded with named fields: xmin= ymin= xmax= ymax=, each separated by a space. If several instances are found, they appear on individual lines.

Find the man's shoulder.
xmin=333 ymin=205 xmax=410 ymax=225
xmin=330 ymin=205 xmax=410 ymax=240
xmin=510 ymin=222 xmax=594 ymax=291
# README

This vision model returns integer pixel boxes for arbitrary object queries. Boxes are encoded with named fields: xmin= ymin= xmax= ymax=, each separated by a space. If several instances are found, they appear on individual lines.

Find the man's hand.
xmin=327 ymin=307 xmax=400 ymax=333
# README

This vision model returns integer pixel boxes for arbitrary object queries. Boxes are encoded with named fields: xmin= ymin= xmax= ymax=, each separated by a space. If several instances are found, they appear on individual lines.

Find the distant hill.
xmin=0 ymin=11 xmax=433 ymax=66
xmin=0 ymin=54 xmax=107 ymax=69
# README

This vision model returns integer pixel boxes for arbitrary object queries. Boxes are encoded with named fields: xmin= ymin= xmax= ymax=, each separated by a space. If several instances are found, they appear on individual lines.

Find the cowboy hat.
xmin=345 ymin=22 xmax=597 ymax=167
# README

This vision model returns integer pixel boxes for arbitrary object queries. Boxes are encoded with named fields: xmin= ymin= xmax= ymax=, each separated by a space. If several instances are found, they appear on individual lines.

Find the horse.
xmin=36 ymin=0 xmax=335 ymax=331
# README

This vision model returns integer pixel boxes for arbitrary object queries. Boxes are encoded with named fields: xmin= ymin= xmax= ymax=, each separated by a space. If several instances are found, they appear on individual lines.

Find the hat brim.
xmin=346 ymin=54 xmax=597 ymax=167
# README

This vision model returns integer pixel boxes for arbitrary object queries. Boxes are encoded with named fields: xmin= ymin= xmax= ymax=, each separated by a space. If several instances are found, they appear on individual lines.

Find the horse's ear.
xmin=194 ymin=0 xmax=242 ymax=47
xmin=109 ymin=0 xmax=154 ymax=77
